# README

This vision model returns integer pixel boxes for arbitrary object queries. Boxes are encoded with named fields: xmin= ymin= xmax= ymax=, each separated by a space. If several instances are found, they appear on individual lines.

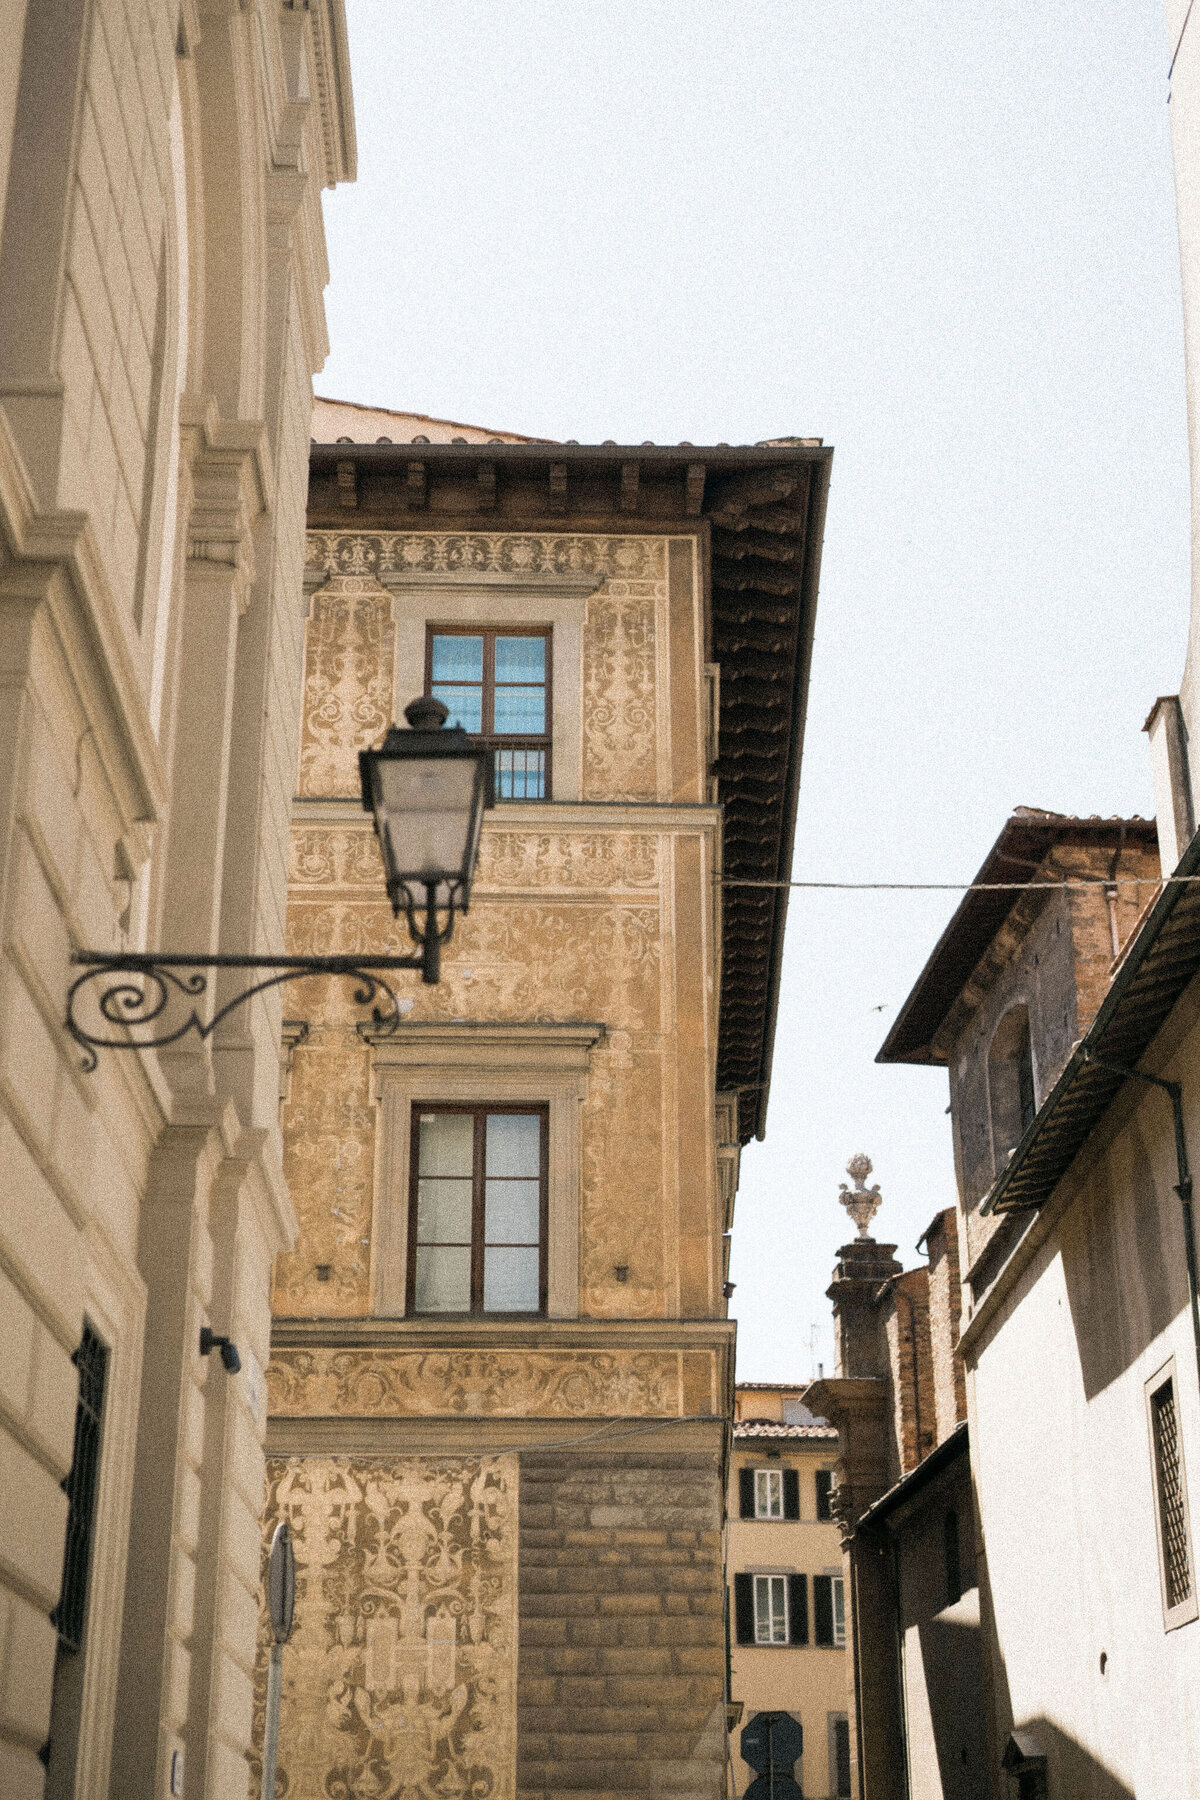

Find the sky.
xmin=319 ymin=1 xmax=1192 ymax=1380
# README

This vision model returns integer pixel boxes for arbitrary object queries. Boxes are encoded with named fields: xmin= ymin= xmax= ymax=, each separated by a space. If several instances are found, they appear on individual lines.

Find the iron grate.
xmin=51 ymin=1324 xmax=108 ymax=1653
xmin=1152 ymin=1377 xmax=1192 ymax=1611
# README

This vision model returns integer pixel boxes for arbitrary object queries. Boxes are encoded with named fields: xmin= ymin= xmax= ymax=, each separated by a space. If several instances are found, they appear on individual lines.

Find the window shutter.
xmin=739 ymin=1468 xmax=756 ymax=1519
xmin=814 ymin=1574 xmax=834 ymax=1646
xmin=788 ymin=1573 xmax=808 ymax=1644
xmin=782 ymin=1468 xmax=800 ymax=1519
xmin=815 ymin=1469 xmax=834 ymax=1521
xmin=734 ymin=1573 xmax=755 ymax=1644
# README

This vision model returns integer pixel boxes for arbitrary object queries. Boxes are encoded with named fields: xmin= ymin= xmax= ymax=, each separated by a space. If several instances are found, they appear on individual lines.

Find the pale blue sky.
xmin=320 ymin=1 xmax=1191 ymax=1379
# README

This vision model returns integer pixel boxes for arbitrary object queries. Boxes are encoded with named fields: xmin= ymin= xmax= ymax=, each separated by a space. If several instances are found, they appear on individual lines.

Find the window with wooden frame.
xmin=1145 ymin=1356 xmax=1198 ymax=1630
xmin=408 ymin=1104 xmax=548 ymax=1315
xmin=428 ymin=628 xmax=551 ymax=800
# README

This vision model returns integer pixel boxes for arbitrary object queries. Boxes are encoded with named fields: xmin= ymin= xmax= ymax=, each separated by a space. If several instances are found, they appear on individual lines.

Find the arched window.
xmin=988 ymin=1004 xmax=1037 ymax=1167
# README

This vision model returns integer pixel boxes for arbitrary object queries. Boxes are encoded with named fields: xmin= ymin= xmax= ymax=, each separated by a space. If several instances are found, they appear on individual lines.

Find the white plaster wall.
xmin=969 ymin=1110 xmax=1200 ymax=1796
xmin=1168 ymin=0 xmax=1200 ymax=805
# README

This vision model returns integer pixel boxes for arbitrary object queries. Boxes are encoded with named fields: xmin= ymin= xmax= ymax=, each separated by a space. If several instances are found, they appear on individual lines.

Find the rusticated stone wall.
xmin=517 ymin=1451 xmax=726 ymax=1800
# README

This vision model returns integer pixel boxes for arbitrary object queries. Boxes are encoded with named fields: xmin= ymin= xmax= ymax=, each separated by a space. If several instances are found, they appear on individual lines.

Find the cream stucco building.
xmin=249 ymin=409 xmax=832 ymax=1800
xmin=0 ymin=4 xmax=353 ymax=1797
xmin=727 ymin=1384 xmax=847 ymax=1800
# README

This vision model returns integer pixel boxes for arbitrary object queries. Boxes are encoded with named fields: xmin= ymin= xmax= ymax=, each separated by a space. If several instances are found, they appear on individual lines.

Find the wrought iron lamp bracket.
xmin=65 ymin=950 xmax=433 ymax=1071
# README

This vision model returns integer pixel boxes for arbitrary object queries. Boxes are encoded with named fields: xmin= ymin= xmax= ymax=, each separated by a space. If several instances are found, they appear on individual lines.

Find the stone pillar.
xmin=108 ymin=1110 xmax=229 ymax=1800
xmin=829 ymin=1237 xmax=903 ymax=1380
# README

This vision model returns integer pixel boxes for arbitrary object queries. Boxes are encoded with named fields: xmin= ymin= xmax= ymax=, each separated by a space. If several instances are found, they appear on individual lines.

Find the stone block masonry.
xmin=518 ymin=1450 xmax=727 ymax=1800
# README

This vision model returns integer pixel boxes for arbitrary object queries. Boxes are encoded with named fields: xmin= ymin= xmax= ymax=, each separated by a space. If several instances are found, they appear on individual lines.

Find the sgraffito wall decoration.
xmin=299 ymin=532 xmax=666 ymax=802
xmin=267 ymin=1346 xmax=682 ymax=1418
xmin=298 ymin=575 xmax=396 ymax=798
xmin=248 ymin=1455 xmax=518 ymax=1800
xmin=280 ymin=830 xmax=671 ymax=1318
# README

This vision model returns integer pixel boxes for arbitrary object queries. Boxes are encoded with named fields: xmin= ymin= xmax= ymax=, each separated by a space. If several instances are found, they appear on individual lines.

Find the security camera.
xmin=199 ymin=1326 xmax=242 ymax=1374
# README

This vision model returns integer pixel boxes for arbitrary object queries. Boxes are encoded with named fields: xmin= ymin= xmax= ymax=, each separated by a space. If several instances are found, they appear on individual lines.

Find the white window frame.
xmin=367 ymin=1020 xmax=604 ymax=1319
xmin=755 ymin=1467 xmax=784 ymax=1519
xmin=753 ymin=1573 xmax=789 ymax=1645
xmin=1145 ymin=1354 xmax=1199 ymax=1631
xmin=832 ymin=1573 xmax=846 ymax=1647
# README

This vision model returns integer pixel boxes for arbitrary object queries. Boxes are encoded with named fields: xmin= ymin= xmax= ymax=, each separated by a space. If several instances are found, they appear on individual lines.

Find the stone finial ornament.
xmin=839 ymin=1153 xmax=883 ymax=1239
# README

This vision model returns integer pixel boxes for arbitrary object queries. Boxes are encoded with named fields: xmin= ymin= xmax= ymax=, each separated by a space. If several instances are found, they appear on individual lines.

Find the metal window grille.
xmin=52 ymin=1326 xmax=108 ymax=1652
xmin=753 ymin=1575 xmax=788 ymax=1644
xmin=494 ymin=745 xmax=546 ymax=800
xmin=1152 ymin=1377 xmax=1192 ymax=1609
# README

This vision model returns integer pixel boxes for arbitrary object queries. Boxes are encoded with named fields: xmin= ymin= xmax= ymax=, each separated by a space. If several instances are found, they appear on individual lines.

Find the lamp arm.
xmin=66 ymin=951 xmax=424 ymax=1070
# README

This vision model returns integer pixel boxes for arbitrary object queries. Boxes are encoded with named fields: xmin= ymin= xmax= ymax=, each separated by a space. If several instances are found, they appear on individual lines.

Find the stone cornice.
xmin=360 ymin=1019 xmax=606 ymax=1071
xmin=307 ymin=0 xmax=357 ymax=186
xmin=271 ymin=1316 xmax=736 ymax=1353
xmin=291 ymin=796 xmax=723 ymax=833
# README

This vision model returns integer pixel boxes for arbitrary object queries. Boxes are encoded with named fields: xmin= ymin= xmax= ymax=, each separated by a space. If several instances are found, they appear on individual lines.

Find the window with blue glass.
xmin=427 ymin=628 xmax=551 ymax=799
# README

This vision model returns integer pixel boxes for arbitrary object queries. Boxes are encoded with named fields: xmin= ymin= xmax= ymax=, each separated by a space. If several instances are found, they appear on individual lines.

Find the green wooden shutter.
xmin=787 ymin=1573 xmax=808 ymax=1644
xmin=782 ymin=1468 xmax=800 ymax=1519
xmin=814 ymin=1574 xmax=834 ymax=1646
xmin=734 ymin=1572 xmax=755 ymax=1643
xmin=815 ymin=1469 xmax=834 ymax=1521
xmin=739 ymin=1467 xmax=756 ymax=1518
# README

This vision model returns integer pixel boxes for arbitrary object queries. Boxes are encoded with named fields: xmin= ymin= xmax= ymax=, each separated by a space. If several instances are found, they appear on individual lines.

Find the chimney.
xmin=1145 ymin=696 xmax=1195 ymax=873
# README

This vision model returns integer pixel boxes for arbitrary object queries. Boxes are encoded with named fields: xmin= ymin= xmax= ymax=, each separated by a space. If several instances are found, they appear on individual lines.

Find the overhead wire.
xmin=719 ymin=874 xmax=1195 ymax=893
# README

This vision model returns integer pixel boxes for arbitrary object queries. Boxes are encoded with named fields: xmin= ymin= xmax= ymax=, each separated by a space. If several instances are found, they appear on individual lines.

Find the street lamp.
xmin=66 ymin=698 xmax=493 ymax=1066
xmin=360 ymin=695 xmax=493 ymax=983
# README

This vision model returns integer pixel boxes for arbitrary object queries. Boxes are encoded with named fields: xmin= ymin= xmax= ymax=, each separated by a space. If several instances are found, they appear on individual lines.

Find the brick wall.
xmin=924 ymin=1209 xmax=967 ymax=1445
xmin=882 ymin=1268 xmax=935 ymax=1480
xmin=517 ymin=1451 xmax=726 ymax=1800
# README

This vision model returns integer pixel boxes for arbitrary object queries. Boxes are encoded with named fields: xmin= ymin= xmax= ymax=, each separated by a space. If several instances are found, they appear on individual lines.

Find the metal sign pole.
xmin=260 ymin=1521 xmax=295 ymax=1800
xmin=260 ymin=1643 xmax=283 ymax=1800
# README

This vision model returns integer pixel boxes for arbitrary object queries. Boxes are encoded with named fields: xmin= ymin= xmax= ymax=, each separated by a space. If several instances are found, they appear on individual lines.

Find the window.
xmin=815 ymin=1469 xmax=835 ymax=1522
xmin=52 ymin=1326 xmax=108 ymax=1652
xmin=733 ymin=1573 xmax=807 ymax=1646
xmin=1146 ymin=1359 xmax=1198 ymax=1629
xmin=42 ymin=1325 xmax=108 ymax=1788
xmin=814 ymin=1573 xmax=845 ymax=1648
xmin=428 ymin=628 xmax=551 ymax=799
xmin=738 ymin=1465 xmax=800 ymax=1519
xmin=988 ymin=1004 xmax=1037 ymax=1167
xmin=944 ymin=1506 xmax=962 ymax=1606
xmin=408 ymin=1105 xmax=547 ymax=1315
xmin=755 ymin=1574 xmax=788 ymax=1644
xmin=757 ymin=1469 xmax=783 ymax=1518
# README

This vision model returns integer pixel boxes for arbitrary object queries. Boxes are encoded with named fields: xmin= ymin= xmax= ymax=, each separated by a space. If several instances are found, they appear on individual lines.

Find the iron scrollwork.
xmin=66 ymin=950 xmax=425 ymax=1072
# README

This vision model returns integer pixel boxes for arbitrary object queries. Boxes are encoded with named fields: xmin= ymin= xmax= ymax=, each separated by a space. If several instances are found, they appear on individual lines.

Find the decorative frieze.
xmin=267 ymin=1346 xmax=682 ymax=1418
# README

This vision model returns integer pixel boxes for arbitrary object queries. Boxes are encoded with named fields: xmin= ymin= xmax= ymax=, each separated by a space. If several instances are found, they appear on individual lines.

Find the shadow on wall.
xmin=1060 ymin=1121 xmax=1184 ymax=1401
xmin=983 ymin=1570 xmax=1135 ymax=1800
xmin=914 ymin=1609 xmax=990 ymax=1800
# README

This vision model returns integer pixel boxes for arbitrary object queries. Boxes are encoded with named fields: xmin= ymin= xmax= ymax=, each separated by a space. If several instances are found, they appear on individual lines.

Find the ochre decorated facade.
xmin=253 ymin=419 xmax=832 ymax=1800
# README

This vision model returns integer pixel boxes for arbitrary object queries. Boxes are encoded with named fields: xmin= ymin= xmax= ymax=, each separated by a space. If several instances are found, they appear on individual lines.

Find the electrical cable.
xmin=277 ymin=1410 xmax=733 ymax=1463
xmin=718 ymin=874 xmax=1197 ymax=893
